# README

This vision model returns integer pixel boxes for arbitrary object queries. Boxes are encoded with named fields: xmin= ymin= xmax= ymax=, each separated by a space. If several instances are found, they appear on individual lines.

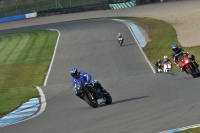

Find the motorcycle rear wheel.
xmin=83 ymin=95 xmax=98 ymax=108
xmin=187 ymin=67 xmax=197 ymax=78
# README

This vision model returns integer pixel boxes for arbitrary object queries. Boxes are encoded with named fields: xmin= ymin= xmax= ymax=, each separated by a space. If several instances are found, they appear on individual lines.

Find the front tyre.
xmin=83 ymin=95 xmax=98 ymax=108
xmin=105 ymin=93 xmax=112 ymax=104
xmin=120 ymin=41 xmax=122 ymax=46
xmin=187 ymin=67 xmax=197 ymax=78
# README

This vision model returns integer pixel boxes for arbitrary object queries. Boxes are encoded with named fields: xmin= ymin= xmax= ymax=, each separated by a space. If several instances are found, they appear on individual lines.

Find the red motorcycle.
xmin=177 ymin=53 xmax=199 ymax=78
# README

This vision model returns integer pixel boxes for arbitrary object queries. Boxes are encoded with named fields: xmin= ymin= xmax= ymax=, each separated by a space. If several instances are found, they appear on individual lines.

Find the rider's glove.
xmin=84 ymin=82 xmax=90 ymax=87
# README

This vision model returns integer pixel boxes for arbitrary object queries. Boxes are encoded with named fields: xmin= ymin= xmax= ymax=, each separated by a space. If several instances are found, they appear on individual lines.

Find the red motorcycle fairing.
xmin=177 ymin=54 xmax=197 ymax=77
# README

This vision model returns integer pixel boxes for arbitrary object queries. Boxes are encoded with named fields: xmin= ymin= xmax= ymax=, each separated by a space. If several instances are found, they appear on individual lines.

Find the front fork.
xmin=87 ymin=91 xmax=94 ymax=100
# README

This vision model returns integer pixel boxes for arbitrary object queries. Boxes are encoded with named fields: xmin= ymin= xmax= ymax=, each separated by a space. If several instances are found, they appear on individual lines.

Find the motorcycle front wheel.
xmin=187 ymin=67 xmax=197 ymax=78
xmin=104 ymin=93 xmax=112 ymax=104
xmin=83 ymin=95 xmax=98 ymax=108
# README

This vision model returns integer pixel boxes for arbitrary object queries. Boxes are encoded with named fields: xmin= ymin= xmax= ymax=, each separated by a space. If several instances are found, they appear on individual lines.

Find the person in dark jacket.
xmin=171 ymin=44 xmax=199 ymax=68
xmin=155 ymin=59 xmax=163 ymax=72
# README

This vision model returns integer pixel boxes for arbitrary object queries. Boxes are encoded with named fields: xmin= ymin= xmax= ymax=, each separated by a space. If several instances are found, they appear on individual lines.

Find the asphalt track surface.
xmin=1 ymin=19 xmax=200 ymax=133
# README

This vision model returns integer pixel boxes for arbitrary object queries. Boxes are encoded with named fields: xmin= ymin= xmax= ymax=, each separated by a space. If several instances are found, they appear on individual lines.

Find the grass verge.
xmin=178 ymin=127 xmax=200 ymax=133
xmin=0 ymin=30 xmax=58 ymax=117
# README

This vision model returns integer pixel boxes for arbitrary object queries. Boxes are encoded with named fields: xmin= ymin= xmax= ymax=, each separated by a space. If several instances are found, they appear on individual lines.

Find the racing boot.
xmin=180 ymin=68 xmax=183 ymax=72
xmin=180 ymin=67 xmax=184 ymax=72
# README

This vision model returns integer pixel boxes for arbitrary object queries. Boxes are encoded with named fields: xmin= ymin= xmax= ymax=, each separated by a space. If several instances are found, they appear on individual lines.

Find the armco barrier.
xmin=0 ymin=14 xmax=26 ymax=23
xmin=37 ymin=4 xmax=110 ymax=16
xmin=0 ymin=12 xmax=37 ymax=23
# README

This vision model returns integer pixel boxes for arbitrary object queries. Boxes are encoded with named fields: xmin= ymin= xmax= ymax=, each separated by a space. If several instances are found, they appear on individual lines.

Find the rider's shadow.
xmin=99 ymin=96 xmax=149 ymax=107
xmin=121 ymin=43 xmax=136 ymax=47
xmin=111 ymin=96 xmax=149 ymax=105
xmin=161 ymin=72 xmax=176 ymax=76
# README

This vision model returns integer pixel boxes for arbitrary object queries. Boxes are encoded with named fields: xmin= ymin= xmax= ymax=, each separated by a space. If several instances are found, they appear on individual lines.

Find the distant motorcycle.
xmin=118 ymin=37 xmax=124 ymax=46
xmin=177 ymin=53 xmax=200 ymax=78
xmin=155 ymin=62 xmax=163 ymax=73
xmin=74 ymin=82 xmax=112 ymax=108
xmin=163 ymin=62 xmax=172 ymax=73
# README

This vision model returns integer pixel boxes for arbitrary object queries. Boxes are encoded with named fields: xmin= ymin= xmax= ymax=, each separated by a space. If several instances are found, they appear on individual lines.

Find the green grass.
xmin=0 ymin=30 xmax=58 ymax=117
xmin=0 ymin=0 xmax=102 ymax=18
xmin=178 ymin=127 xmax=200 ymax=133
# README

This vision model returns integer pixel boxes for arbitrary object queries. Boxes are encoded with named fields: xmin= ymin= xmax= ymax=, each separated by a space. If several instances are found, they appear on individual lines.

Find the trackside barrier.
xmin=25 ymin=12 xmax=37 ymax=19
xmin=0 ymin=12 xmax=37 ymax=23
xmin=109 ymin=0 xmax=136 ymax=9
xmin=0 ymin=14 xmax=26 ymax=23
xmin=37 ymin=4 xmax=110 ymax=16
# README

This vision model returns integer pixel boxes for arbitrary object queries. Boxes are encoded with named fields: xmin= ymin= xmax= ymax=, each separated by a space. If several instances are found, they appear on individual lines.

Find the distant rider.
xmin=117 ymin=33 xmax=124 ymax=43
xmin=155 ymin=59 xmax=163 ymax=71
xmin=163 ymin=55 xmax=172 ymax=72
xmin=163 ymin=56 xmax=172 ymax=66
xmin=171 ymin=44 xmax=199 ymax=69
xmin=70 ymin=68 xmax=107 ymax=103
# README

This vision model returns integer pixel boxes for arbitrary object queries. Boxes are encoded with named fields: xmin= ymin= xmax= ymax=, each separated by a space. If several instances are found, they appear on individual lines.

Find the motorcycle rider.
xmin=163 ymin=55 xmax=172 ymax=72
xmin=155 ymin=59 xmax=163 ymax=72
xmin=163 ymin=56 xmax=172 ymax=65
xmin=117 ymin=33 xmax=124 ymax=43
xmin=70 ymin=68 xmax=107 ymax=104
xmin=171 ymin=44 xmax=199 ymax=70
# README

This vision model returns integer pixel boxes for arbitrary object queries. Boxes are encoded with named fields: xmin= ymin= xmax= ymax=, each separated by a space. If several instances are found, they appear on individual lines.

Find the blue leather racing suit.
xmin=71 ymin=71 xmax=102 ymax=99
xmin=72 ymin=71 xmax=91 ymax=89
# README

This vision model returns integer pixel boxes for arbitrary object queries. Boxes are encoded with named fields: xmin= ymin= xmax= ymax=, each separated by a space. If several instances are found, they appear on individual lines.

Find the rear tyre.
xmin=188 ymin=67 xmax=197 ymax=78
xmin=83 ymin=95 xmax=98 ymax=108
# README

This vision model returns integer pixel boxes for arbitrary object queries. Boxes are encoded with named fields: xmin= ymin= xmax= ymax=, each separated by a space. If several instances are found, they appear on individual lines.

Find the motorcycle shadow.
xmin=161 ymin=72 xmax=176 ymax=76
xmin=100 ymin=96 xmax=149 ymax=107
xmin=121 ymin=43 xmax=135 ymax=47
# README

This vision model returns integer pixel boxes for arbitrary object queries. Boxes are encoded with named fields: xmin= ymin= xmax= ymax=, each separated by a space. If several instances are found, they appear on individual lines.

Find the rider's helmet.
xmin=172 ymin=44 xmax=178 ymax=52
xmin=164 ymin=56 xmax=168 ymax=61
xmin=70 ymin=68 xmax=80 ymax=78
